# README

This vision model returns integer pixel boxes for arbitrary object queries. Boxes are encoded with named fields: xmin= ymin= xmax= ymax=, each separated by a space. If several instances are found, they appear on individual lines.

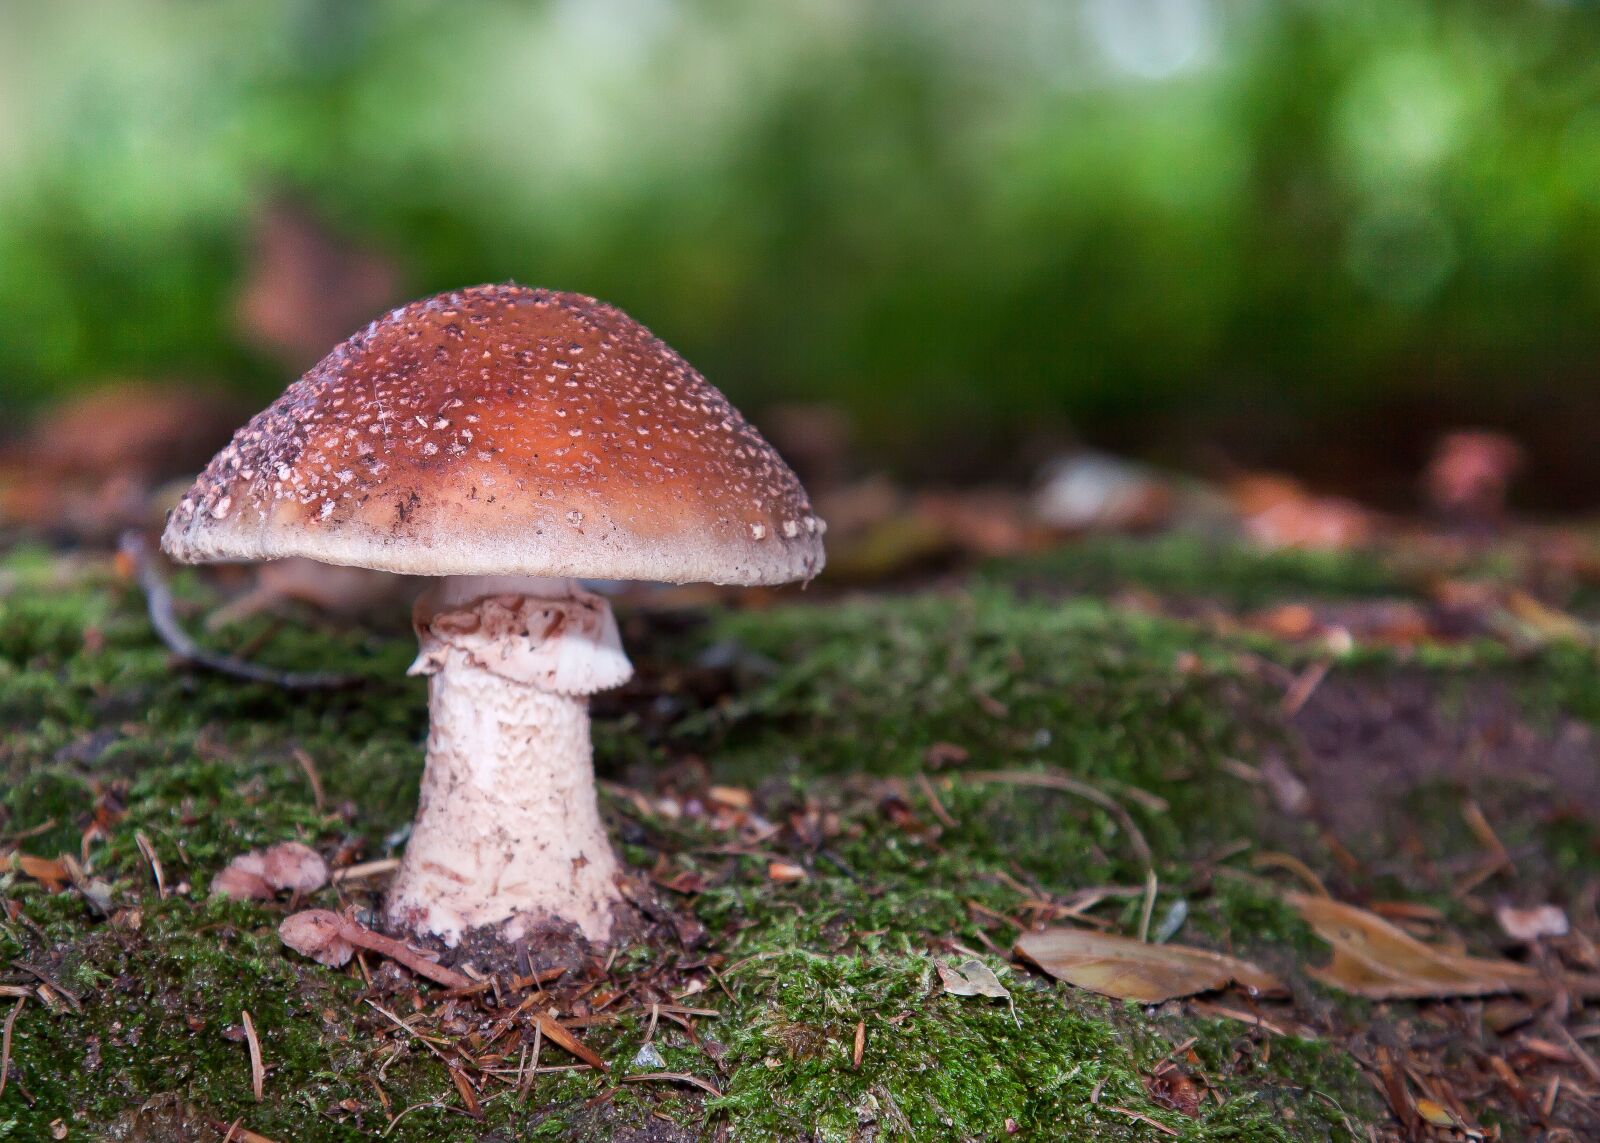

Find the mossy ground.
xmin=2 ymin=537 xmax=1596 ymax=1140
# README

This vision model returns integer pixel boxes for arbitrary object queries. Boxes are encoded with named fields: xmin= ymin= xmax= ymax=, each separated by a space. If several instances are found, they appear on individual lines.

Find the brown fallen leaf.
xmin=8 ymin=852 xmax=70 ymax=891
xmin=707 ymin=785 xmax=752 ymax=810
xmin=767 ymin=861 xmax=808 ymax=883
xmin=1415 ymin=1098 xmax=1470 ymax=1133
xmin=1015 ymin=928 xmax=1284 ymax=1004
xmin=1231 ymin=474 xmax=1374 ymax=551
xmin=936 ymin=958 xmax=1018 ymax=1024
xmin=1503 ymin=589 xmax=1591 ymax=645
xmin=1288 ymin=893 xmax=1547 ymax=999
xmin=937 ymin=958 xmax=1011 ymax=1000
xmin=532 ymin=1012 xmax=609 ymax=1072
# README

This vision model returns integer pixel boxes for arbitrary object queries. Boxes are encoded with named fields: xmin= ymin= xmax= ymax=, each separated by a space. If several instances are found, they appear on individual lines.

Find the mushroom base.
xmin=385 ymin=582 xmax=633 ymax=947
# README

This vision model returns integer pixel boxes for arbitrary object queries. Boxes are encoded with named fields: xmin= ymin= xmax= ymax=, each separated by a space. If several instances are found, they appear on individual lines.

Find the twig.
xmin=0 ymin=997 xmax=23 ymax=1100
xmin=242 ymin=1010 xmax=265 ymax=1101
xmin=1280 ymin=660 xmax=1330 ymax=717
xmin=1555 ymin=1023 xmax=1600 ymax=1086
xmin=120 ymin=531 xmax=359 ymax=690
xmin=10 ymin=961 xmax=80 ymax=1011
xmin=914 ymin=772 xmax=958 ymax=829
xmin=365 ymin=1002 xmax=456 ymax=1066
xmin=206 ymin=1119 xmax=281 ymax=1143
xmin=966 ymin=770 xmax=1152 ymax=869
xmin=1455 ymin=800 xmax=1512 ymax=895
xmin=1187 ymin=1000 xmax=1313 ymax=1038
xmin=1252 ymin=851 xmax=1329 ymax=897
xmin=1137 ymin=869 xmax=1159 ymax=944
xmin=622 ymin=1072 xmax=723 ymax=1098
xmin=1104 ymin=1105 xmax=1180 ymax=1136
xmin=518 ymin=1022 xmax=543 ymax=1104
xmin=135 ymin=830 xmax=166 ymax=897
xmin=329 ymin=858 xmax=401 ymax=884
xmin=382 ymin=1101 xmax=469 ymax=1137
xmin=722 ymin=951 xmax=786 ymax=976
xmin=531 ymin=1012 xmax=608 ymax=1072
xmin=0 ymin=819 xmax=57 ymax=843
xmin=291 ymin=747 xmax=325 ymax=812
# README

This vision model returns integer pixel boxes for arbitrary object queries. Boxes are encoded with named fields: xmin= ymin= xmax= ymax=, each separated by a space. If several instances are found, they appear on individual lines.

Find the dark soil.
xmin=1284 ymin=671 xmax=1600 ymax=896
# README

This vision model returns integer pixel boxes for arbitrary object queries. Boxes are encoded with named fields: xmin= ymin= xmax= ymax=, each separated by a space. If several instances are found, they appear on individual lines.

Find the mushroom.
xmin=278 ymin=908 xmax=473 ymax=989
xmin=212 ymin=841 xmax=329 ymax=900
xmin=162 ymin=285 xmax=825 ymax=949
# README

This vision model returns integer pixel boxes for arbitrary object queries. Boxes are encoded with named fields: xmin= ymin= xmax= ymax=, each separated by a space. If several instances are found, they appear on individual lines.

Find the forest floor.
xmin=1 ymin=533 xmax=1598 ymax=1141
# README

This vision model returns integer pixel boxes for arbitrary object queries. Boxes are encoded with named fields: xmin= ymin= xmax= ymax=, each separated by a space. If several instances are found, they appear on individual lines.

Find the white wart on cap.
xmin=162 ymin=285 xmax=825 ymax=585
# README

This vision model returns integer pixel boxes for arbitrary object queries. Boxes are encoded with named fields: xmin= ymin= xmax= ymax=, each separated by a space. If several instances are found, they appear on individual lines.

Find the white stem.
xmin=385 ymin=579 xmax=633 ymax=946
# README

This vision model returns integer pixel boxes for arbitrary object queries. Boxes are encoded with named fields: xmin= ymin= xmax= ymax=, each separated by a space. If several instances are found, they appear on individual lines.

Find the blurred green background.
xmin=4 ymin=0 xmax=1600 ymax=501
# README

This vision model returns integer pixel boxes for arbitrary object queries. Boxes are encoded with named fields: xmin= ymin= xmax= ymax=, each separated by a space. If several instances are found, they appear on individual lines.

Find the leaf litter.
xmin=9 ymin=513 xmax=1600 ymax=1138
xmin=1014 ymin=927 xmax=1284 ymax=1004
xmin=935 ymin=957 xmax=1018 ymax=1025
xmin=1286 ymin=893 xmax=1600 ymax=1000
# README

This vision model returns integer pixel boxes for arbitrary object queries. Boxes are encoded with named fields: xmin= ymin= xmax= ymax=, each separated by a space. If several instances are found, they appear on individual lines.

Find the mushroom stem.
xmin=386 ymin=578 xmax=633 ymax=946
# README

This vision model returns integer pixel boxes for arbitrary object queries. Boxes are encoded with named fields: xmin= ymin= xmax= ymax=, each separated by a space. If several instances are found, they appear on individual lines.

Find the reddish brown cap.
xmin=162 ymin=285 xmax=825 ymax=584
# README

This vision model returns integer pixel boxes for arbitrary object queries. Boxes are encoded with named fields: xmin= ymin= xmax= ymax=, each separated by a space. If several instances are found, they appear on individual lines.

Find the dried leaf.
xmin=1415 ymin=1099 xmax=1457 ymax=1129
xmin=532 ymin=1012 xmax=609 ymax=1072
xmin=10 ymin=853 xmax=70 ymax=891
xmin=1504 ymin=590 xmax=1590 ymax=645
xmin=707 ymin=785 xmax=751 ymax=810
xmin=1288 ymin=893 xmax=1546 ymax=999
xmin=937 ymin=958 xmax=1018 ymax=1025
xmin=1016 ymin=928 xmax=1283 ymax=1004
xmin=936 ymin=959 xmax=1011 ymax=1000
xmin=448 ymin=1065 xmax=482 ymax=1119
xmin=1231 ymin=474 xmax=1373 ymax=551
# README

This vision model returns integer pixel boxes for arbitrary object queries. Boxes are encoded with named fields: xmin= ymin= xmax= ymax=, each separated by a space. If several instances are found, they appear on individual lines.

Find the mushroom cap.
xmin=162 ymin=285 xmax=825 ymax=584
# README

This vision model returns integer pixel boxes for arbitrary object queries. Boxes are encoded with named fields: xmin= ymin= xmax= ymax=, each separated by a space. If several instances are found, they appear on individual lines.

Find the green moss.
xmin=983 ymin=535 xmax=1419 ymax=607
xmin=0 ymin=543 xmax=1587 ymax=1139
xmin=1162 ymin=1016 xmax=1380 ymax=1138
xmin=715 ymin=952 xmax=1145 ymax=1139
